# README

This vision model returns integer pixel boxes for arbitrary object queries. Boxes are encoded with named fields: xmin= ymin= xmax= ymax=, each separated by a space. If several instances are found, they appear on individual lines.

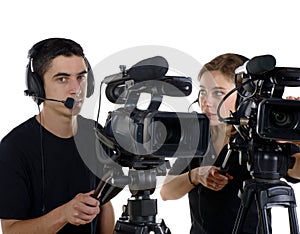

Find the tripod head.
xmin=92 ymin=165 xmax=171 ymax=234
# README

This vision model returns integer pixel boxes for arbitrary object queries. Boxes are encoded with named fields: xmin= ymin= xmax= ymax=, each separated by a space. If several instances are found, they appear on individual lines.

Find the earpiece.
xmin=233 ymin=54 xmax=249 ymax=64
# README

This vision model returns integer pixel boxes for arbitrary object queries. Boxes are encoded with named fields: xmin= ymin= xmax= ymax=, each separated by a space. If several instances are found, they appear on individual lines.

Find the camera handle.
xmin=219 ymin=145 xmax=232 ymax=175
xmin=92 ymin=169 xmax=114 ymax=199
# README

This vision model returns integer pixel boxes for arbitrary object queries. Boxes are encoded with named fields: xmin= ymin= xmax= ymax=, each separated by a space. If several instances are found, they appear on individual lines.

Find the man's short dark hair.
xmin=28 ymin=38 xmax=85 ymax=78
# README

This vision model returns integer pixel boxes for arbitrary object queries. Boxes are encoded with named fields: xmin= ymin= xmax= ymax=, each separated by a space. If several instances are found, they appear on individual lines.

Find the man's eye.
xmin=78 ymin=75 xmax=87 ymax=80
xmin=57 ymin=77 xmax=67 ymax=83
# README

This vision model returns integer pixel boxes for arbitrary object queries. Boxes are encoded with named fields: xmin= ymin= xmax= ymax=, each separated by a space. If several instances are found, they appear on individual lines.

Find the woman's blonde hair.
xmin=198 ymin=53 xmax=245 ymax=83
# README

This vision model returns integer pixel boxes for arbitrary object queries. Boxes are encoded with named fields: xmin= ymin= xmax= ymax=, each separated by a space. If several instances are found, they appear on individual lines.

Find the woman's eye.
xmin=214 ymin=90 xmax=225 ymax=97
xmin=199 ymin=90 xmax=207 ymax=96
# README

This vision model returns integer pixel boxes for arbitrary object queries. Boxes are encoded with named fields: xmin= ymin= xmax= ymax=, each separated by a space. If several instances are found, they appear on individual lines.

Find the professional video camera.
xmin=93 ymin=56 xmax=210 ymax=234
xmin=218 ymin=55 xmax=300 ymax=233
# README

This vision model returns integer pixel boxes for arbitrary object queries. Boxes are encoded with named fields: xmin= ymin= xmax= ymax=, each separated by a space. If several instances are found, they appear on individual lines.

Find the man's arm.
xmin=1 ymin=191 xmax=100 ymax=234
xmin=97 ymin=201 xmax=115 ymax=234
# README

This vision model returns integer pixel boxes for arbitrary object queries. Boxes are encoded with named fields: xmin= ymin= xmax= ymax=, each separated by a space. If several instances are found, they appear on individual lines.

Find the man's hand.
xmin=62 ymin=190 xmax=100 ymax=226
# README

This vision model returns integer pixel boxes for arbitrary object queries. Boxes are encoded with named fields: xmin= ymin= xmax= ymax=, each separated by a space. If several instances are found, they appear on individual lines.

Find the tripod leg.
xmin=257 ymin=207 xmax=271 ymax=234
xmin=233 ymin=204 xmax=248 ymax=234
xmin=233 ymin=184 xmax=256 ymax=234
xmin=288 ymin=206 xmax=299 ymax=234
xmin=153 ymin=219 xmax=171 ymax=234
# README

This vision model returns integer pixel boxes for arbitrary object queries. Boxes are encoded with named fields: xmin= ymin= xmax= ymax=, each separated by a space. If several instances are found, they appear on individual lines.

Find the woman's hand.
xmin=190 ymin=166 xmax=233 ymax=191
xmin=286 ymin=96 xmax=300 ymax=101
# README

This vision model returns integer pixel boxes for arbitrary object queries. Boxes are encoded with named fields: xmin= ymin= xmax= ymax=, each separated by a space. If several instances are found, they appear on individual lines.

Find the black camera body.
xmin=257 ymin=98 xmax=300 ymax=141
xmin=106 ymin=108 xmax=209 ymax=159
xmin=228 ymin=56 xmax=300 ymax=180
xmin=253 ymin=67 xmax=300 ymax=142
xmin=233 ymin=64 xmax=300 ymax=141
xmin=229 ymin=57 xmax=300 ymax=234
xmin=96 ymin=56 xmax=210 ymax=170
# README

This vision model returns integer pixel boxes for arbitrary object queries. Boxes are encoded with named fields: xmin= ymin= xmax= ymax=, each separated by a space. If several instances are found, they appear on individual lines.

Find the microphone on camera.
xmin=235 ymin=54 xmax=276 ymax=94
xmin=103 ymin=56 xmax=169 ymax=84
xmin=235 ymin=54 xmax=276 ymax=75
xmin=24 ymin=90 xmax=75 ymax=109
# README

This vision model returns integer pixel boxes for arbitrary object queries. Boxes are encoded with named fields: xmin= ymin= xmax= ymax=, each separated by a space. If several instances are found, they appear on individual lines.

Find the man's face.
xmin=43 ymin=55 xmax=88 ymax=116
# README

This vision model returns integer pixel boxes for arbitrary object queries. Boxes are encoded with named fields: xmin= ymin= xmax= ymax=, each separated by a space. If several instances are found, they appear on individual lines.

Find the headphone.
xmin=25 ymin=43 xmax=95 ymax=105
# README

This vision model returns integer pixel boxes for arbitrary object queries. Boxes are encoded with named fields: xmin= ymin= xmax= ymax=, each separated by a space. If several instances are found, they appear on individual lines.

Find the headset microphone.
xmin=24 ymin=90 xmax=75 ymax=109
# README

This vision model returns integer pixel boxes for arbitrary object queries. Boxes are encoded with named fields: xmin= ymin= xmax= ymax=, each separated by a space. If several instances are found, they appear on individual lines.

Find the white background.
xmin=1 ymin=1 xmax=300 ymax=233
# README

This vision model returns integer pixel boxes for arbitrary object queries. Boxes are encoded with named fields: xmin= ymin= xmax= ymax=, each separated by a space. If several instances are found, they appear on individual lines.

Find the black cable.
xmin=216 ymin=79 xmax=254 ymax=123
xmin=188 ymin=99 xmax=198 ymax=112
xmin=37 ymin=105 xmax=46 ymax=214
xmin=95 ymin=81 xmax=104 ymax=128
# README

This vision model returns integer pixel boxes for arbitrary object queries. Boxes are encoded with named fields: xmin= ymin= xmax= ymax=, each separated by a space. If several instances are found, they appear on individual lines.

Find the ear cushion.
xmin=85 ymin=58 xmax=95 ymax=98
xmin=26 ymin=61 xmax=45 ymax=105
xmin=86 ymin=69 xmax=95 ymax=98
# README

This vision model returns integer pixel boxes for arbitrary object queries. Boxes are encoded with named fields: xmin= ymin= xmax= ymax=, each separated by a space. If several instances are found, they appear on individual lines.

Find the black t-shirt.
xmin=169 ymin=143 xmax=257 ymax=234
xmin=0 ymin=115 xmax=107 ymax=234
xmin=169 ymin=142 xmax=300 ymax=234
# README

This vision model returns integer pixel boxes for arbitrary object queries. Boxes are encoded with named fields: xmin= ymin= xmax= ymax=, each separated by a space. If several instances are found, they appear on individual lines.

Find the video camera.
xmin=95 ymin=56 xmax=210 ymax=170
xmin=220 ymin=55 xmax=300 ymax=234
xmin=92 ymin=56 xmax=209 ymax=233
xmin=219 ymin=54 xmax=300 ymax=179
xmin=255 ymin=66 xmax=300 ymax=141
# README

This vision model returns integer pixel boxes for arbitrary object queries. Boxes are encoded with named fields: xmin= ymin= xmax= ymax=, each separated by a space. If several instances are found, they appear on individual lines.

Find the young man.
xmin=0 ymin=38 xmax=115 ymax=233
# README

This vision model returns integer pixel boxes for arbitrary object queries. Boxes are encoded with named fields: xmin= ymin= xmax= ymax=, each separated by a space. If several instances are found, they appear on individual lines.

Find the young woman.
xmin=161 ymin=53 xmax=259 ymax=234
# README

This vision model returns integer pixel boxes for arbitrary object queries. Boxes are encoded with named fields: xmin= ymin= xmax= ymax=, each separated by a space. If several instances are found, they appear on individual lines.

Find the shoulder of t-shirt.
xmin=77 ymin=115 xmax=104 ymax=131
xmin=1 ymin=116 xmax=37 ymax=143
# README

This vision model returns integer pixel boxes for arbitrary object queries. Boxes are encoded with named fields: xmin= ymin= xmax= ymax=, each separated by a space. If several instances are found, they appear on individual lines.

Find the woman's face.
xmin=199 ymin=70 xmax=237 ymax=126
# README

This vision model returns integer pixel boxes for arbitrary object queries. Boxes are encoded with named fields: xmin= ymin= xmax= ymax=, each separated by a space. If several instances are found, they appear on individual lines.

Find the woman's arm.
xmin=160 ymin=166 xmax=230 ymax=200
xmin=160 ymin=172 xmax=196 ymax=200
xmin=288 ymin=152 xmax=300 ymax=179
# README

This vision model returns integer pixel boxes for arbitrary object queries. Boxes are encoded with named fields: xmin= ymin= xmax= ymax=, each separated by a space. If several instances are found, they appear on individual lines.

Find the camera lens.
xmin=153 ymin=118 xmax=181 ymax=145
xmin=270 ymin=109 xmax=293 ymax=128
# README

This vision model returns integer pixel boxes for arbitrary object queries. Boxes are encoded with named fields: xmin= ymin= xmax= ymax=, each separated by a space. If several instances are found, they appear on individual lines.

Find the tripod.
xmin=231 ymin=143 xmax=299 ymax=234
xmin=233 ymin=179 xmax=299 ymax=234
xmin=114 ymin=189 xmax=171 ymax=234
xmin=110 ymin=168 xmax=171 ymax=234
xmin=92 ymin=166 xmax=171 ymax=233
